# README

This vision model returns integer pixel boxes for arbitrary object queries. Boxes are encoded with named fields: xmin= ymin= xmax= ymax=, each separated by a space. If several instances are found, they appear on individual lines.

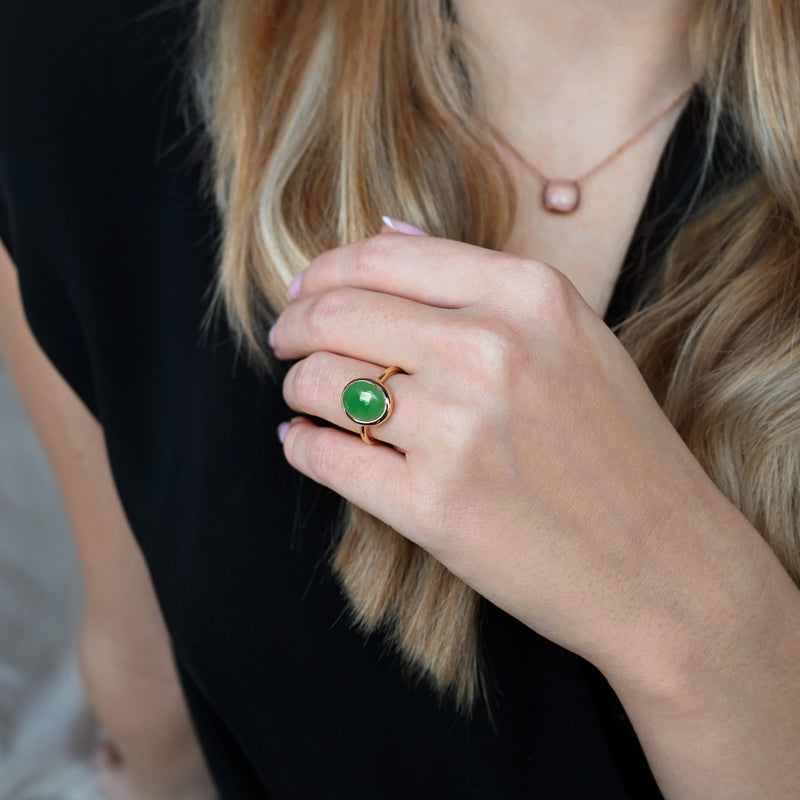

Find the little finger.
xmin=280 ymin=417 xmax=413 ymax=533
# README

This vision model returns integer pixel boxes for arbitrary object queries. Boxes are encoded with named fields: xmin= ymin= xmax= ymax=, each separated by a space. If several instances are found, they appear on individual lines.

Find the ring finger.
xmin=283 ymin=350 xmax=421 ymax=450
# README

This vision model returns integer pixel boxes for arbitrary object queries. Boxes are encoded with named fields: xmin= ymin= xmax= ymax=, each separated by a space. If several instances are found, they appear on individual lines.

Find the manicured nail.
xmin=381 ymin=215 xmax=429 ymax=236
xmin=268 ymin=324 xmax=277 ymax=350
xmin=287 ymin=272 xmax=303 ymax=301
xmin=277 ymin=421 xmax=291 ymax=444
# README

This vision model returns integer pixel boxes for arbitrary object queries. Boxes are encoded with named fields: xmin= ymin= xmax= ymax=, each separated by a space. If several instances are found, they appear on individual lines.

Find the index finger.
xmin=292 ymin=232 xmax=532 ymax=309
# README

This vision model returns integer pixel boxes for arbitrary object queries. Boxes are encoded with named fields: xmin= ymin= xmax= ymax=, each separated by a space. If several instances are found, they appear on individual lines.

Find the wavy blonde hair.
xmin=194 ymin=0 xmax=800 ymax=710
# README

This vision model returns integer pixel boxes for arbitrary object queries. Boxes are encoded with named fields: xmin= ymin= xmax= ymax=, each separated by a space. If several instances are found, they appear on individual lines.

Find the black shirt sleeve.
xmin=0 ymin=0 xmax=118 ymax=416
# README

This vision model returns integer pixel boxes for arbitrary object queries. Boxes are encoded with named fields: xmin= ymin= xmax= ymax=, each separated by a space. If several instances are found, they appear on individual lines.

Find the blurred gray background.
xmin=0 ymin=356 xmax=99 ymax=799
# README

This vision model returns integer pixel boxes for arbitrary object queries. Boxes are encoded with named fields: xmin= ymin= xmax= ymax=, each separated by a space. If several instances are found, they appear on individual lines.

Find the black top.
xmin=0 ymin=2 xmax=731 ymax=798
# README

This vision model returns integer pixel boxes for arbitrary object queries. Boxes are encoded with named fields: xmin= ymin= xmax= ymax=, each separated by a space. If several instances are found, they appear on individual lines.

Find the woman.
xmin=1 ymin=0 xmax=799 ymax=797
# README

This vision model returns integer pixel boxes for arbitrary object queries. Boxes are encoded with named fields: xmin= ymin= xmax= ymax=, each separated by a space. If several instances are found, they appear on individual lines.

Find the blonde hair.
xmin=194 ymin=0 xmax=800 ymax=710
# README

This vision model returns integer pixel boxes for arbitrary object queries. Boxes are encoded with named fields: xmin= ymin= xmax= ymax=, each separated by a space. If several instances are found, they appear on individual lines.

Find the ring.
xmin=341 ymin=366 xmax=405 ymax=445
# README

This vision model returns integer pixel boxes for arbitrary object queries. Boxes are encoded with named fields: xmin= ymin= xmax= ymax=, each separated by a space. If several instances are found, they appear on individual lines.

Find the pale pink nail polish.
xmin=287 ymin=273 xmax=303 ymax=301
xmin=381 ymin=215 xmax=429 ymax=236
xmin=268 ymin=324 xmax=277 ymax=350
xmin=277 ymin=421 xmax=291 ymax=444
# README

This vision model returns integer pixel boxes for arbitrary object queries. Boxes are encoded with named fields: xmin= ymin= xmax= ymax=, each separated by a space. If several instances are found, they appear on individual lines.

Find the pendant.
xmin=542 ymin=180 xmax=581 ymax=214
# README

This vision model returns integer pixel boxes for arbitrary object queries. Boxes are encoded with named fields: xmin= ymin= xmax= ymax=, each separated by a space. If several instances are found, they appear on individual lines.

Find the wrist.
xmin=598 ymin=502 xmax=800 ymax=798
xmin=600 ymin=498 xmax=793 ymax=714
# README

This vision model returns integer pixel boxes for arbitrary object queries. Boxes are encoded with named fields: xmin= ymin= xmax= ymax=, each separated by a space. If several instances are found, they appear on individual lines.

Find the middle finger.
xmin=272 ymin=287 xmax=448 ymax=371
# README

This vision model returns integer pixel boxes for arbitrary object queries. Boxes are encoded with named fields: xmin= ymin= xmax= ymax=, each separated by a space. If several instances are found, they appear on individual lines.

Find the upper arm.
xmin=0 ymin=238 xmax=164 ymax=633
xmin=0 ymin=237 xmax=117 ymax=552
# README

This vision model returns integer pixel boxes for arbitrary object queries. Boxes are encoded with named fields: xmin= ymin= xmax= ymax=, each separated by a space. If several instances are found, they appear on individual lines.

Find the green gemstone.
xmin=342 ymin=379 xmax=390 ymax=425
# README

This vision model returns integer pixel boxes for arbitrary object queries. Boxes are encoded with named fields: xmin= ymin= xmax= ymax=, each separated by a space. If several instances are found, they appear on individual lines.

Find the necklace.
xmin=497 ymin=85 xmax=694 ymax=214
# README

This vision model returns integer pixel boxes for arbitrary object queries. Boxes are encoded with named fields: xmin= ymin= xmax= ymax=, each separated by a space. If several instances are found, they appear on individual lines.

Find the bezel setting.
xmin=341 ymin=378 xmax=392 ymax=426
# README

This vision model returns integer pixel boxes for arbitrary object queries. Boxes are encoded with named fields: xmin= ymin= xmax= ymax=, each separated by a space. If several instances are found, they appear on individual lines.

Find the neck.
xmin=453 ymin=0 xmax=699 ymax=156
xmin=450 ymin=0 xmax=702 ymax=314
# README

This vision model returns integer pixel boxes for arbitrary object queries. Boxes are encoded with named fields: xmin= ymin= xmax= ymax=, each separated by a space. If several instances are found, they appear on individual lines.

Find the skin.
xmin=274 ymin=230 xmax=800 ymax=799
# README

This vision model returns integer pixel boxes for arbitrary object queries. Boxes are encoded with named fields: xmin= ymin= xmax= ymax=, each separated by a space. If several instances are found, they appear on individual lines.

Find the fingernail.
xmin=381 ymin=215 xmax=429 ymax=236
xmin=268 ymin=324 xmax=277 ymax=350
xmin=287 ymin=272 xmax=303 ymax=301
xmin=277 ymin=421 xmax=291 ymax=444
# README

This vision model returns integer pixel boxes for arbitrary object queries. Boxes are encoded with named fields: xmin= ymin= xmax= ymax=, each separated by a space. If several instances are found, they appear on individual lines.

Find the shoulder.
xmin=0 ymin=0 xmax=194 ymax=82
xmin=0 ymin=1 xmax=194 ymax=134
xmin=0 ymin=0 xmax=198 ymax=249
xmin=0 ymin=0 xmax=207 ymax=419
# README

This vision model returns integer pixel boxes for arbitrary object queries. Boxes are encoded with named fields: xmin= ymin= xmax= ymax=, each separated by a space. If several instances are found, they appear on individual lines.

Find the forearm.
xmin=608 ymin=512 xmax=800 ymax=799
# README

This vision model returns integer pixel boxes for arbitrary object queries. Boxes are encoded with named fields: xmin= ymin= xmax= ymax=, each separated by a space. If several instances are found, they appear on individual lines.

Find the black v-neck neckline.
xmin=604 ymin=87 xmax=710 ymax=329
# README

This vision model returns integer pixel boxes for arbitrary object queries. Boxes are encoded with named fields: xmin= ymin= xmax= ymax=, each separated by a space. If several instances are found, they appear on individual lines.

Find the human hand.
xmin=272 ymin=226 xmax=752 ymax=691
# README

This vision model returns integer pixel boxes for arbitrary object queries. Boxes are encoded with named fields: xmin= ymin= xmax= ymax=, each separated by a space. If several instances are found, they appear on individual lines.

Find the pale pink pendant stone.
xmin=542 ymin=180 xmax=581 ymax=213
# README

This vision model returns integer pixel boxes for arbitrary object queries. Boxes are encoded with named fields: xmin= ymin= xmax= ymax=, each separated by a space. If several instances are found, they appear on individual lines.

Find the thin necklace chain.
xmin=497 ymin=84 xmax=695 ymax=185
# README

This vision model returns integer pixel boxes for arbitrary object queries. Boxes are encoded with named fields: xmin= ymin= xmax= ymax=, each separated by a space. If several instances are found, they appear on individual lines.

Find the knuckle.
xmin=455 ymin=317 xmax=519 ymax=380
xmin=291 ymin=352 xmax=330 ymax=407
xmin=303 ymin=429 xmax=338 ymax=481
xmin=528 ymin=261 xmax=575 ymax=321
xmin=493 ymin=254 xmax=533 ymax=286
xmin=439 ymin=402 xmax=485 ymax=453
xmin=306 ymin=289 xmax=352 ymax=345
xmin=487 ymin=255 xmax=545 ymax=303
xmin=355 ymin=234 xmax=396 ymax=280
